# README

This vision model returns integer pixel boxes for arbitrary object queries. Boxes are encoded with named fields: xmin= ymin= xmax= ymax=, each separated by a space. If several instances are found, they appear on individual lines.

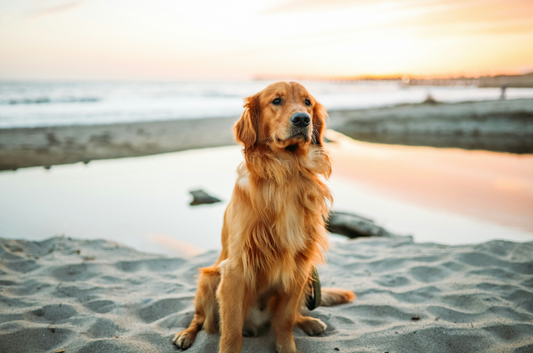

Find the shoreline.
xmin=1 ymin=98 xmax=533 ymax=171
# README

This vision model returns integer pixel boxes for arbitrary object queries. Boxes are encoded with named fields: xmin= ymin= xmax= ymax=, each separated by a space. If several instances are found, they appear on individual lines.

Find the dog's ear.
xmin=234 ymin=95 xmax=259 ymax=148
xmin=312 ymin=100 xmax=328 ymax=146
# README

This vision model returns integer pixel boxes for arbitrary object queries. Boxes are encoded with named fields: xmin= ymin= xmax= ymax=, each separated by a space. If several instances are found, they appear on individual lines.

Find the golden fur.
xmin=173 ymin=81 xmax=355 ymax=353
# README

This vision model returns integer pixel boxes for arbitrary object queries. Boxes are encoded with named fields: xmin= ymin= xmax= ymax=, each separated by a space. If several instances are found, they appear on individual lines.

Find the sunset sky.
xmin=0 ymin=0 xmax=532 ymax=80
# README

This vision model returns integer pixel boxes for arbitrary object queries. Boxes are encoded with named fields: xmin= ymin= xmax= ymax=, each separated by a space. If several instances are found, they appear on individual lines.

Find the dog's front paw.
xmin=297 ymin=317 xmax=327 ymax=336
xmin=173 ymin=331 xmax=195 ymax=350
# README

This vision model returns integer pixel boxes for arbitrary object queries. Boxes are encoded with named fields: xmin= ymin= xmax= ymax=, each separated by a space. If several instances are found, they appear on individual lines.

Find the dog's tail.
xmin=320 ymin=287 xmax=356 ymax=307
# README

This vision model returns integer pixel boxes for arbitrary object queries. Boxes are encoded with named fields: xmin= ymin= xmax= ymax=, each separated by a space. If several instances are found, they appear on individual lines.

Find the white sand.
xmin=0 ymin=235 xmax=532 ymax=353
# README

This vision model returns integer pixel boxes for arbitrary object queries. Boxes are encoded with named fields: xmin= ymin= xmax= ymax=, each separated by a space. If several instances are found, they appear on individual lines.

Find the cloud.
xmin=29 ymin=1 xmax=85 ymax=18
xmin=263 ymin=0 xmax=533 ymax=18
xmin=263 ymin=0 xmax=367 ymax=14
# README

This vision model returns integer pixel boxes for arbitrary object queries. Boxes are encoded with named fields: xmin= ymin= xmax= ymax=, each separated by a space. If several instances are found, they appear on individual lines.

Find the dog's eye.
xmin=304 ymin=99 xmax=311 ymax=106
xmin=272 ymin=98 xmax=282 ymax=105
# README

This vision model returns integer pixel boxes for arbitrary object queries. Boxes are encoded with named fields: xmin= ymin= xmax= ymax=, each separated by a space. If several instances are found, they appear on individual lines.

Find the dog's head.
xmin=234 ymin=81 xmax=327 ymax=153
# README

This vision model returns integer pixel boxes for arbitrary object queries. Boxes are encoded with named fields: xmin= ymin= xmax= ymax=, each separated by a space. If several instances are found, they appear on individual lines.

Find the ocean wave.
xmin=0 ymin=97 xmax=100 ymax=105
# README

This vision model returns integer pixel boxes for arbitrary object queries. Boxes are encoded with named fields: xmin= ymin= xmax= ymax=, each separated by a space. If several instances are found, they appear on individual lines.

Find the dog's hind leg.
xmin=296 ymin=287 xmax=327 ymax=336
xmin=295 ymin=313 xmax=327 ymax=336
xmin=296 ymin=285 xmax=355 ymax=336
xmin=173 ymin=266 xmax=221 ymax=350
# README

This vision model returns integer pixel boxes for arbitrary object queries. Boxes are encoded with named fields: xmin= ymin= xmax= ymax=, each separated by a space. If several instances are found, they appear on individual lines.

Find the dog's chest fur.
xmin=230 ymin=150 xmax=331 ymax=290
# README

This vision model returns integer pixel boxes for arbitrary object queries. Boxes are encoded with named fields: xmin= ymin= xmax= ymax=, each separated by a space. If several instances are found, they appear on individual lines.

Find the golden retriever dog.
xmin=173 ymin=81 xmax=355 ymax=353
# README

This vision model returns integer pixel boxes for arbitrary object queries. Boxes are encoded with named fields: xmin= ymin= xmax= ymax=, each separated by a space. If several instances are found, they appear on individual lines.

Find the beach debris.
xmin=326 ymin=211 xmax=395 ymax=239
xmin=334 ymin=348 xmax=340 ymax=351
xmin=83 ymin=256 xmax=95 ymax=261
xmin=423 ymin=93 xmax=438 ymax=104
xmin=55 ymin=349 xmax=65 ymax=353
xmin=500 ymin=86 xmax=507 ymax=100
xmin=411 ymin=315 xmax=420 ymax=321
xmin=189 ymin=189 xmax=222 ymax=206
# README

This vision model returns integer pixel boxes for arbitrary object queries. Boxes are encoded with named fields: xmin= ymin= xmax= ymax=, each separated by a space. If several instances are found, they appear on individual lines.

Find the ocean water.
xmin=1 ymin=80 xmax=533 ymax=128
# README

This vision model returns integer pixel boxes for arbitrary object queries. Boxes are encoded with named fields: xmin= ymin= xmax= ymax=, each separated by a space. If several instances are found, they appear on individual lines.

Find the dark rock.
xmin=326 ymin=211 xmax=395 ymax=239
xmin=189 ymin=190 xmax=222 ymax=206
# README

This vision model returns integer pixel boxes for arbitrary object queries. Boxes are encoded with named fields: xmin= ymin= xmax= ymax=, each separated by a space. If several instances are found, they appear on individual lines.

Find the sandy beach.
xmin=1 ymin=97 xmax=533 ymax=353
xmin=1 ymin=235 xmax=532 ymax=353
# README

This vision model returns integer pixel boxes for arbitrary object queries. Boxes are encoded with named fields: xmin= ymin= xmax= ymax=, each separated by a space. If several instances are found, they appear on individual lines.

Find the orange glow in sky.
xmin=0 ymin=0 xmax=532 ymax=80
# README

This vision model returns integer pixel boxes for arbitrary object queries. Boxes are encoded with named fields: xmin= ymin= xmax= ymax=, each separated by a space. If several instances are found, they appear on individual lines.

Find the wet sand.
xmin=328 ymin=98 xmax=533 ymax=154
xmin=0 ymin=117 xmax=236 ymax=171
xmin=326 ymin=131 xmax=533 ymax=234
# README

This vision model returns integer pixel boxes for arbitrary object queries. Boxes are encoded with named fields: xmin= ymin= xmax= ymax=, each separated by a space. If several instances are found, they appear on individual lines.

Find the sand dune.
xmin=1 ymin=236 xmax=532 ymax=353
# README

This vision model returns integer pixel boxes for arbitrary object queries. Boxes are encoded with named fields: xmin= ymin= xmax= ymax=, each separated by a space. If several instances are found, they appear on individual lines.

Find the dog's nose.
xmin=290 ymin=112 xmax=311 ymax=128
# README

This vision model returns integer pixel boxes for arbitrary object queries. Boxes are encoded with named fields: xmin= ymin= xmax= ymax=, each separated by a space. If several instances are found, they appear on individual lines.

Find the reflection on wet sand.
xmin=327 ymin=130 xmax=533 ymax=233
xmin=148 ymin=234 xmax=206 ymax=256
